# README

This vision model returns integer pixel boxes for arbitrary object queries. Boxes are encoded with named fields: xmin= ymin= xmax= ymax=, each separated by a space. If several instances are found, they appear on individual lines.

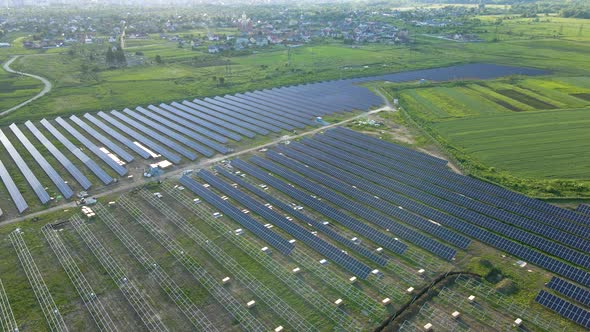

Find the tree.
xmin=105 ymin=47 xmax=115 ymax=66
xmin=155 ymin=54 xmax=163 ymax=64
xmin=114 ymin=46 xmax=127 ymax=67
xmin=218 ymin=77 xmax=225 ymax=86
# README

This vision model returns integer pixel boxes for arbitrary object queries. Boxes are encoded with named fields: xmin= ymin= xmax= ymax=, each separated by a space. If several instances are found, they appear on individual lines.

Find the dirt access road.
xmin=1 ymin=55 xmax=52 ymax=116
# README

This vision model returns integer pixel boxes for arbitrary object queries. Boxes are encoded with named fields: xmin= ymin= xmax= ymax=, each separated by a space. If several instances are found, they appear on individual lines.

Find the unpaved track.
xmin=1 ymin=55 xmax=52 ymax=116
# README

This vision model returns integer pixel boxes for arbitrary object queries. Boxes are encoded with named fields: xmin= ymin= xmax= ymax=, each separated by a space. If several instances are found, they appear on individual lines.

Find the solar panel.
xmin=249 ymin=155 xmax=457 ymax=261
xmin=55 ymin=117 xmax=128 ymax=176
xmin=263 ymin=87 xmax=343 ymax=110
xmin=311 ymin=134 xmax=590 ymax=252
xmin=535 ymin=290 xmax=590 ymax=328
xmin=246 ymin=91 xmax=332 ymax=115
xmin=230 ymin=158 xmax=408 ymax=255
xmin=192 ymin=98 xmax=281 ymax=133
xmin=41 ymin=119 xmax=113 ymax=185
xmin=122 ymin=108 xmax=214 ymax=157
xmin=134 ymin=107 xmax=229 ymax=154
xmin=222 ymin=95 xmax=314 ymax=125
xmin=296 ymin=138 xmax=590 ymax=266
xmin=0 ymin=128 xmax=51 ymax=204
xmin=0 ymin=158 xmax=28 ymax=213
xmin=9 ymin=124 xmax=74 ymax=199
xmin=234 ymin=93 xmax=320 ymax=118
xmin=268 ymin=149 xmax=470 ymax=249
xmin=329 ymin=127 xmax=447 ymax=166
xmin=280 ymin=141 xmax=590 ymax=286
xmin=248 ymin=89 xmax=340 ymax=114
xmin=293 ymin=140 xmax=590 ymax=267
xmin=179 ymin=175 xmax=295 ymax=255
xmin=69 ymin=115 xmax=134 ymax=163
xmin=547 ymin=277 xmax=590 ymax=307
xmin=577 ymin=204 xmax=590 ymax=217
xmin=156 ymin=104 xmax=243 ymax=142
xmin=111 ymin=110 xmax=197 ymax=161
xmin=214 ymin=166 xmax=388 ymax=267
xmin=177 ymin=101 xmax=259 ymax=137
xmin=83 ymin=113 xmax=152 ymax=159
xmin=207 ymin=97 xmax=301 ymax=130
xmin=144 ymin=105 xmax=230 ymax=144
xmin=97 ymin=111 xmax=182 ymax=164
xmin=25 ymin=121 xmax=92 ymax=190
xmin=198 ymin=169 xmax=373 ymax=279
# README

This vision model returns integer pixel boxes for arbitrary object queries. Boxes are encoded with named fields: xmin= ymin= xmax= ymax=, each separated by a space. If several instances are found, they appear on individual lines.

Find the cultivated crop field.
xmin=393 ymin=75 xmax=590 ymax=197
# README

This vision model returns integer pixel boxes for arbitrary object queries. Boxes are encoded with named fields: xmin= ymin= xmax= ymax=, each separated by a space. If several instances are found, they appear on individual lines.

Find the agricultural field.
xmin=392 ymin=75 xmax=590 ymax=197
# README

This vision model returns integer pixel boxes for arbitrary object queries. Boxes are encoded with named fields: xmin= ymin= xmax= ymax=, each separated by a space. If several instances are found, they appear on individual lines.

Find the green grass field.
xmin=433 ymin=108 xmax=590 ymax=179
xmin=0 ymin=68 xmax=44 ymax=112
xmin=393 ymin=74 xmax=590 ymax=197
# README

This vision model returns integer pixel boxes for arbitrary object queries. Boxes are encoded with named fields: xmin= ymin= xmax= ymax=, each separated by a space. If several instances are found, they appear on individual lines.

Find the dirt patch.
xmin=572 ymin=93 xmax=590 ymax=102
xmin=497 ymin=89 xmax=557 ymax=109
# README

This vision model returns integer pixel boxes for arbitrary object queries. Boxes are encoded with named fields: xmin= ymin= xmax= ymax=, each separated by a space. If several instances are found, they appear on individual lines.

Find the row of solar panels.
xmin=180 ymin=166 xmax=385 ymax=279
xmin=535 ymin=290 xmax=589 ymax=329
xmin=304 ymin=132 xmax=590 ymax=267
xmin=277 ymin=130 xmax=590 ymax=286
xmin=0 ymin=84 xmax=380 ymax=213
xmin=196 ymin=169 xmax=374 ymax=279
xmin=329 ymin=127 xmax=590 ymax=238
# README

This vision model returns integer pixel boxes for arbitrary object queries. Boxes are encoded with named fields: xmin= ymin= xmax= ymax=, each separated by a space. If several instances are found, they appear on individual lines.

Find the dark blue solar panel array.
xmin=327 ymin=128 xmax=590 ymax=237
xmin=294 ymin=137 xmax=590 ymax=269
xmin=198 ymin=169 xmax=373 ymax=278
xmin=25 ymin=121 xmax=92 ymax=190
xmin=134 ymin=107 xmax=229 ymax=154
xmin=214 ymin=166 xmax=388 ymax=266
xmin=222 ymin=95 xmax=314 ymax=126
xmin=0 ymin=159 xmax=27 ymax=213
xmin=206 ymin=97 xmax=301 ymax=130
xmin=122 ymin=108 xmax=213 ymax=157
xmin=145 ymin=105 xmax=230 ymax=144
xmin=577 ymin=204 xmax=590 ymax=217
xmin=176 ymin=101 xmax=259 ymax=138
xmin=111 ymin=110 xmax=197 ymax=161
xmin=179 ymin=174 xmax=295 ymax=255
xmin=234 ymin=93 xmax=320 ymax=119
xmin=535 ymin=290 xmax=590 ymax=328
xmin=329 ymin=127 xmax=447 ymax=167
xmin=41 ymin=119 xmax=113 ymax=185
xmin=191 ymin=99 xmax=280 ymax=133
xmin=312 ymin=136 xmax=590 ymax=251
xmin=266 ymin=133 xmax=590 ymax=286
xmin=249 ymin=154 xmax=457 ymax=260
xmin=157 ymin=103 xmax=243 ymax=142
xmin=97 ymin=111 xmax=182 ymax=164
xmin=0 ymin=128 xmax=50 ymax=204
xmin=245 ymin=91 xmax=331 ymax=116
xmin=230 ymin=158 xmax=408 ymax=255
xmin=55 ymin=117 xmax=128 ymax=177
xmin=83 ymin=113 xmax=152 ymax=159
xmin=70 ymin=115 xmax=134 ymax=163
xmin=9 ymin=124 xmax=74 ymax=199
xmin=269 ymin=148 xmax=470 ymax=250
xmin=547 ymin=277 xmax=590 ymax=307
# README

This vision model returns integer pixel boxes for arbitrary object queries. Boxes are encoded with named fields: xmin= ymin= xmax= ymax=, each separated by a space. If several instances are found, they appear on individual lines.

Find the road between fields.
xmin=1 ymin=55 xmax=53 ymax=117
xmin=0 ymin=104 xmax=397 ymax=226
